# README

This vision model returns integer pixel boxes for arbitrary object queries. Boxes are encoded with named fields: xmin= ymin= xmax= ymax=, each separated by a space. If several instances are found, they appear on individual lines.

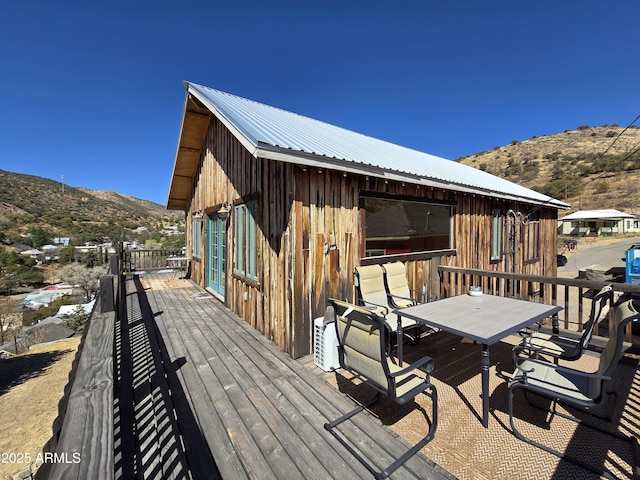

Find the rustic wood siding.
xmin=186 ymin=116 xmax=559 ymax=358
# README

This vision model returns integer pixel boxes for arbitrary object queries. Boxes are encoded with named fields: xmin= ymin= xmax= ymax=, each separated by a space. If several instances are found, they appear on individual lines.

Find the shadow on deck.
xmin=113 ymin=273 xmax=450 ymax=480
xmin=114 ymin=275 xmax=218 ymax=479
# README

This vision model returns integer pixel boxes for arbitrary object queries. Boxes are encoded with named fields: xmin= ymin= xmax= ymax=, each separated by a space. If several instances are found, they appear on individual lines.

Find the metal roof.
xmin=561 ymin=209 xmax=634 ymax=220
xmin=168 ymin=82 xmax=569 ymax=209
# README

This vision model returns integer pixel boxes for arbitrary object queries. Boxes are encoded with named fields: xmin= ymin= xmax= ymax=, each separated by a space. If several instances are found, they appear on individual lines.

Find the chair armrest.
xmin=390 ymin=355 xmax=434 ymax=377
xmin=514 ymin=357 xmax=613 ymax=381
xmin=513 ymin=333 xmax=582 ymax=362
xmin=359 ymin=300 xmax=389 ymax=316
xmin=388 ymin=293 xmax=417 ymax=306
xmin=512 ymin=340 xmax=555 ymax=363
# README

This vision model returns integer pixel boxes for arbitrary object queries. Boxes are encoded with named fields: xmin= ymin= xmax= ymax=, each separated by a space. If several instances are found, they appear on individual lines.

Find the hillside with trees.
xmin=0 ymin=169 xmax=183 ymax=248
xmin=456 ymin=125 xmax=640 ymax=212
xmin=0 ymin=169 xmax=184 ymax=290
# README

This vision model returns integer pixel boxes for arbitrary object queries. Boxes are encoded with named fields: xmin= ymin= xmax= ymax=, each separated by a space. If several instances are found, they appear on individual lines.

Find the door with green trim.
xmin=207 ymin=214 xmax=226 ymax=295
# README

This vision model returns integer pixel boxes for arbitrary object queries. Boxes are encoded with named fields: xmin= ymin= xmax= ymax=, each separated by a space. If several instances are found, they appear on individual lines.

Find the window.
xmin=234 ymin=200 xmax=258 ymax=282
xmin=523 ymin=220 xmax=540 ymax=262
xmin=192 ymin=217 xmax=202 ymax=259
xmin=362 ymin=194 xmax=453 ymax=257
xmin=490 ymin=208 xmax=502 ymax=261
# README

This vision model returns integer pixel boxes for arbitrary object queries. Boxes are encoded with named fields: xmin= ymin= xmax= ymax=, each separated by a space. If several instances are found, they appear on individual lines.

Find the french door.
xmin=207 ymin=214 xmax=226 ymax=296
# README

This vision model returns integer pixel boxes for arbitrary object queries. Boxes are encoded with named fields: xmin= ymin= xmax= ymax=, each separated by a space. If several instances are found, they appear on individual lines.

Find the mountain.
xmin=456 ymin=125 xmax=640 ymax=212
xmin=0 ymin=169 xmax=183 ymax=245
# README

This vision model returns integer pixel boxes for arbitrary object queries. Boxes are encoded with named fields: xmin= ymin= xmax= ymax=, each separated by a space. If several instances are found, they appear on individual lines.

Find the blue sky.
xmin=1 ymin=1 xmax=638 ymax=205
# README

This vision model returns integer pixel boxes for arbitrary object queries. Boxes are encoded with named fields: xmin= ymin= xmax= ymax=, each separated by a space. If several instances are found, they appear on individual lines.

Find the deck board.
xmin=120 ymin=273 xmax=451 ymax=480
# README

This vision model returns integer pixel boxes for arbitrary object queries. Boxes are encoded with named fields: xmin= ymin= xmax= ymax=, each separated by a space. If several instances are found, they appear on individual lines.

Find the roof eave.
xmin=257 ymin=145 xmax=570 ymax=210
xmin=166 ymin=88 xmax=213 ymax=210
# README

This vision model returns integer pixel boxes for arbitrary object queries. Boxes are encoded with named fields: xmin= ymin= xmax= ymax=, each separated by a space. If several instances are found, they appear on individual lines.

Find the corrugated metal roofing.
xmin=561 ymin=209 xmax=633 ymax=220
xmin=186 ymin=82 xmax=569 ymax=209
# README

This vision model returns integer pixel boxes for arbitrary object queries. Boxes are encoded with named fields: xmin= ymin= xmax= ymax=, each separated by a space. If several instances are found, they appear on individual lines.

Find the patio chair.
xmin=381 ymin=261 xmax=418 ymax=308
xmin=508 ymin=299 xmax=640 ymax=479
xmin=513 ymin=284 xmax=613 ymax=363
xmin=354 ymin=264 xmax=421 ymax=344
xmin=324 ymin=299 xmax=438 ymax=480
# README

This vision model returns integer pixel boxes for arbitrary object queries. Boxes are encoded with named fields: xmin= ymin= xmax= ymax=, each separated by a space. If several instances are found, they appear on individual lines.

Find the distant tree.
xmin=145 ymin=239 xmax=162 ymax=249
xmin=532 ymin=176 xmax=583 ymax=200
xmin=28 ymin=227 xmax=52 ymax=247
xmin=595 ymin=180 xmax=610 ymax=194
xmin=162 ymin=233 xmax=186 ymax=250
xmin=0 ymin=247 xmax=42 ymax=289
xmin=520 ymin=162 xmax=540 ymax=181
xmin=83 ymin=250 xmax=100 ymax=268
xmin=12 ymin=265 xmax=45 ymax=287
xmin=59 ymin=245 xmax=77 ymax=264
xmin=58 ymin=263 xmax=106 ymax=302
xmin=60 ymin=305 xmax=90 ymax=333
xmin=0 ymin=296 xmax=22 ymax=351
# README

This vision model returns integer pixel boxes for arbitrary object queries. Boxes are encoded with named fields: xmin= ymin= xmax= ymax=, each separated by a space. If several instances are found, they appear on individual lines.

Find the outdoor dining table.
xmin=395 ymin=293 xmax=562 ymax=428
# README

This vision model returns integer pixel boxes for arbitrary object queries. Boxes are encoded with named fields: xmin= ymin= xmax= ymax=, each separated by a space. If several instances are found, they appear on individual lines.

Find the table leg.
xmin=397 ymin=315 xmax=403 ymax=364
xmin=481 ymin=343 xmax=490 ymax=428
xmin=552 ymin=313 xmax=559 ymax=335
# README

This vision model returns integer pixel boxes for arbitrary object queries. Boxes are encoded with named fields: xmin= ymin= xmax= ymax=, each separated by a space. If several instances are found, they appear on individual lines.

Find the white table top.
xmin=396 ymin=294 xmax=562 ymax=345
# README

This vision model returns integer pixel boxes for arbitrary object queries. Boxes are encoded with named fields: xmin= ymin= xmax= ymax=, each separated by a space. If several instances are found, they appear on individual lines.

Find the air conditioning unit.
xmin=314 ymin=316 xmax=340 ymax=371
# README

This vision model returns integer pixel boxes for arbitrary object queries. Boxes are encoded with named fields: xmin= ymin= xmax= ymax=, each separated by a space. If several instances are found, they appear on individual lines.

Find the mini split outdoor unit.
xmin=313 ymin=315 xmax=340 ymax=372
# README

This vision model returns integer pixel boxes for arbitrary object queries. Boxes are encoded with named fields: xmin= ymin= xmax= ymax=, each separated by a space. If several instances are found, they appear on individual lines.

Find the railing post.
xmin=99 ymin=275 xmax=115 ymax=313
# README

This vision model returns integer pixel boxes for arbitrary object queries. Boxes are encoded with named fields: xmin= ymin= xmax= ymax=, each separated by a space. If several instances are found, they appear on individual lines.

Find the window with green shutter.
xmin=192 ymin=217 xmax=202 ymax=259
xmin=491 ymin=208 xmax=502 ymax=261
xmin=233 ymin=200 xmax=258 ymax=282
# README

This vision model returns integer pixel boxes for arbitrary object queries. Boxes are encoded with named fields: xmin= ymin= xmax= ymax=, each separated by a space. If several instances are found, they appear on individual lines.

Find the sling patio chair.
xmin=381 ymin=261 xmax=418 ymax=309
xmin=508 ymin=298 xmax=640 ymax=479
xmin=324 ymin=299 xmax=438 ymax=480
xmin=354 ymin=264 xmax=421 ymax=345
xmin=513 ymin=284 xmax=613 ymax=364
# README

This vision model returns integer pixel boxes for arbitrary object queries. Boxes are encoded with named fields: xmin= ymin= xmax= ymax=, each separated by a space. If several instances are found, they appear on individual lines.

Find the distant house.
xmin=167 ymin=82 xmax=569 ymax=358
xmin=559 ymin=209 xmax=635 ymax=236
xmin=53 ymin=237 xmax=71 ymax=246
xmin=20 ymin=248 xmax=43 ymax=259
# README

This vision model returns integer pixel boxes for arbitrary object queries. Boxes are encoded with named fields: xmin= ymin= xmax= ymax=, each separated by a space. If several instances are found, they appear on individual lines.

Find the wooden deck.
xmin=113 ymin=273 xmax=451 ymax=480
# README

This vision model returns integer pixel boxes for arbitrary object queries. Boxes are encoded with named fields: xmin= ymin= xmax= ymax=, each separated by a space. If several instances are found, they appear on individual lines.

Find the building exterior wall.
xmin=186 ymin=116 xmax=559 ymax=358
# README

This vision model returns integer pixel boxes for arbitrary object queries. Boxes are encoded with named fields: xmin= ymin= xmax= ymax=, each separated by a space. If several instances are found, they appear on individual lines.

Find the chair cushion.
xmin=511 ymin=359 xmax=597 ymax=403
xmin=388 ymin=361 xmax=429 ymax=401
xmin=384 ymin=262 xmax=412 ymax=298
xmin=384 ymin=312 xmax=418 ymax=332
xmin=524 ymin=333 xmax=580 ymax=358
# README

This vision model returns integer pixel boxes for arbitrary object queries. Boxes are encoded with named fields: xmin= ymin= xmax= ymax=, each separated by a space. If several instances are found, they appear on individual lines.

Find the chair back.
xmin=328 ymin=299 xmax=390 ymax=391
xmin=354 ymin=265 xmax=389 ymax=314
xmin=580 ymin=285 xmax=613 ymax=349
xmin=590 ymin=299 xmax=639 ymax=398
xmin=383 ymin=262 xmax=414 ymax=307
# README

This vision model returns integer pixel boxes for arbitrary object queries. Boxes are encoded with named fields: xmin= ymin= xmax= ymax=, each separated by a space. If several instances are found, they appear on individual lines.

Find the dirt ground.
xmin=0 ymin=337 xmax=81 ymax=480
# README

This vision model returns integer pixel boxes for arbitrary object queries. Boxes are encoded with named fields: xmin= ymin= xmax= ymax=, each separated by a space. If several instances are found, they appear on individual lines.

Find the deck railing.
xmin=122 ymin=248 xmax=185 ymax=273
xmin=438 ymin=265 xmax=640 ymax=340
xmin=43 ymin=255 xmax=119 ymax=480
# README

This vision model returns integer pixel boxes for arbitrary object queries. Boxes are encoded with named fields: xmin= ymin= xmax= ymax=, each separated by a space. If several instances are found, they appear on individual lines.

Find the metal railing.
xmin=122 ymin=248 xmax=185 ymax=273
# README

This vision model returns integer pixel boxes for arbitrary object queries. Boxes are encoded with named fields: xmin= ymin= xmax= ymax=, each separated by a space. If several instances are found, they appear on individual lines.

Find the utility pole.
xmin=61 ymin=175 xmax=65 ymax=194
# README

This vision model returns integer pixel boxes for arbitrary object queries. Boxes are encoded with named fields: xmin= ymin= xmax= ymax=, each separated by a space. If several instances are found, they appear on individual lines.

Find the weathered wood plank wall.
xmin=185 ymin=115 xmax=559 ymax=358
